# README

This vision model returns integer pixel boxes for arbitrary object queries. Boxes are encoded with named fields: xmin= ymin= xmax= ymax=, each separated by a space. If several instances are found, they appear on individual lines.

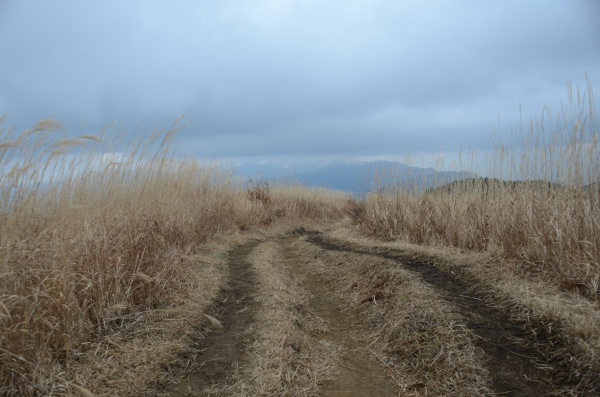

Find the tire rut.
xmin=306 ymin=234 xmax=576 ymax=397
xmin=169 ymin=240 xmax=261 ymax=396
xmin=281 ymin=237 xmax=398 ymax=396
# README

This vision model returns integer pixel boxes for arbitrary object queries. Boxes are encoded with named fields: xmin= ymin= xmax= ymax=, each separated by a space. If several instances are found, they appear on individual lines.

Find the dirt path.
xmin=306 ymin=234 xmax=572 ymax=396
xmin=169 ymin=240 xmax=261 ymax=396
xmin=165 ymin=228 xmax=584 ymax=396
xmin=280 ymin=237 xmax=398 ymax=396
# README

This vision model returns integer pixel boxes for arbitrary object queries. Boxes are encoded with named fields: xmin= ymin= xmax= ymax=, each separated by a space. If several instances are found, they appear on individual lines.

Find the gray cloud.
xmin=0 ymin=0 xmax=598 ymax=160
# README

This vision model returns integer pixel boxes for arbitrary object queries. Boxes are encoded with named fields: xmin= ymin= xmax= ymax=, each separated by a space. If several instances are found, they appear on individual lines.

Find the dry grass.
xmin=359 ymin=80 xmax=600 ymax=299
xmin=68 ymin=244 xmax=232 ymax=397
xmin=0 ymin=116 xmax=349 ymax=396
xmin=4 ymin=78 xmax=597 ymax=395
xmin=291 ymin=237 xmax=492 ymax=396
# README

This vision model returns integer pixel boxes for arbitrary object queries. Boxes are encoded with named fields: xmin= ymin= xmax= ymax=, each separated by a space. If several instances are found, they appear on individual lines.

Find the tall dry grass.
xmin=359 ymin=79 xmax=600 ymax=298
xmin=0 ymin=117 xmax=349 ymax=396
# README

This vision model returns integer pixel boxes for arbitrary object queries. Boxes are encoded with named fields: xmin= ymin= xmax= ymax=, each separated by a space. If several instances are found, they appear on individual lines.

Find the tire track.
xmin=169 ymin=240 xmax=261 ymax=396
xmin=306 ymin=234 xmax=576 ymax=396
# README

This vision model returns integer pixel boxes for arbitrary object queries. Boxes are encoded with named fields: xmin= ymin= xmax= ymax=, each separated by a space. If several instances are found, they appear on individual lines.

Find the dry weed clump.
xmin=292 ymin=238 xmax=491 ymax=396
xmin=359 ymin=80 xmax=600 ymax=299
xmin=208 ymin=241 xmax=337 ymax=396
xmin=242 ymin=178 xmax=351 ymax=228
xmin=0 ymin=117 xmax=348 ymax=396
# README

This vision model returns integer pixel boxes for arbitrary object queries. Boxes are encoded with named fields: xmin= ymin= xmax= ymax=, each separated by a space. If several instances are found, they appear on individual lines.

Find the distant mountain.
xmin=236 ymin=160 xmax=477 ymax=194
xmin=293 ymin=160 xmax=476 ymax=193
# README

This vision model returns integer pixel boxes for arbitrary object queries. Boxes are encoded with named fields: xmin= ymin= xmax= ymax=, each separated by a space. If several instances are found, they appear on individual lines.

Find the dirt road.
xmin=166 ymin=226 xmax=587 ymax=396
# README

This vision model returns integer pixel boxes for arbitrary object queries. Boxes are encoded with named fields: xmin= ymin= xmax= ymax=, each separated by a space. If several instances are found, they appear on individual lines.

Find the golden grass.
xmin=66 ymin=244 xmax=232 ymax=397
xmin=0 ymin=116 xmax=349 ymax=396
xmin=4 ymin=77 xmax=597 ymax=395
xmin=352 ymin=77 xmax=600 ymax=391
xmin=359 ymin=80 xmax=600 ymax=299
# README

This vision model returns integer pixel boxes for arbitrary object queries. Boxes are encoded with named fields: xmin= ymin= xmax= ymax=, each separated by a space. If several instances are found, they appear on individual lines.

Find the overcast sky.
xmin=0 ymin=0 xmax=598 ymax=165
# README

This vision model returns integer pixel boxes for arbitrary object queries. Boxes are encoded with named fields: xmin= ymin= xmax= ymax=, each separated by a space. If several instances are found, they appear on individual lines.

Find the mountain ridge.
xmin=236 ymin=160 xmax=477 ymax=193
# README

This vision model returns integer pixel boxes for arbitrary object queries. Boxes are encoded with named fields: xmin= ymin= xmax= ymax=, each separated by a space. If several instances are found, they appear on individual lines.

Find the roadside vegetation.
xmin=357 ymin=80 xmax=600 ymax=393
xmin=361 ymin=80 xmax=599 ymax=299
xmin=0 ymin=117 xmax=349 ymax=396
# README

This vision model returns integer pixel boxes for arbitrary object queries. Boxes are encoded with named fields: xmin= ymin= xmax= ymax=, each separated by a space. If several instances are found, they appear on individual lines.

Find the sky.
xmin=0 ymin=0 xmax=599 ymax=167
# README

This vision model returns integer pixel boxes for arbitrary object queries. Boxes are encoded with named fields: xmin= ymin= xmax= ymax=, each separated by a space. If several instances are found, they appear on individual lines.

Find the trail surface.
xmin=281 ymin=237 xmax=398 ymax=396
xmin=169 ymin=240 xmax=260 ymax=396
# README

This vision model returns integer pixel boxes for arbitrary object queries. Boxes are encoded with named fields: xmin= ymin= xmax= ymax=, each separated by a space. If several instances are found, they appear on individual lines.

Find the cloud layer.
xmin=1 ymin=0 xmax=598 ymax=159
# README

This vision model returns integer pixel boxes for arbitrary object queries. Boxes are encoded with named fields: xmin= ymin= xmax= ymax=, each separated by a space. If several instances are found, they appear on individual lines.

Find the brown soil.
xmin=280 ymin=237 xmax=398 ymax=396
xmin=168 ymin=240 xmax=261 ymax=396
xmin=306 ymin=234 xmax=581 ymax=396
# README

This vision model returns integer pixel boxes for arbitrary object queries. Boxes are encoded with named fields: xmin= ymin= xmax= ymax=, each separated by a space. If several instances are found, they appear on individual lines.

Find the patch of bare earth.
xmin=166 ymin=227 xmax=403 ymax=396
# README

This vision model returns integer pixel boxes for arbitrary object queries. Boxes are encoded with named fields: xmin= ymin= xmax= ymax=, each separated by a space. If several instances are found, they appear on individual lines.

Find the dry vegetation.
xmin=360 ymin=80 xmax=600 ymax=299
xmin=355 ymin=80 xmax=600 ymax=394
xmin=2 ymin=79 xmax=599 ymax=396
xmin=0 ymin=117 xmax=349 ymax=396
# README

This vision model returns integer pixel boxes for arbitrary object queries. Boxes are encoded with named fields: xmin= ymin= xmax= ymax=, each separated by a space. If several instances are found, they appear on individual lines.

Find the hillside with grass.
xmin=1 ymin=81 xmax=599 ymax=396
